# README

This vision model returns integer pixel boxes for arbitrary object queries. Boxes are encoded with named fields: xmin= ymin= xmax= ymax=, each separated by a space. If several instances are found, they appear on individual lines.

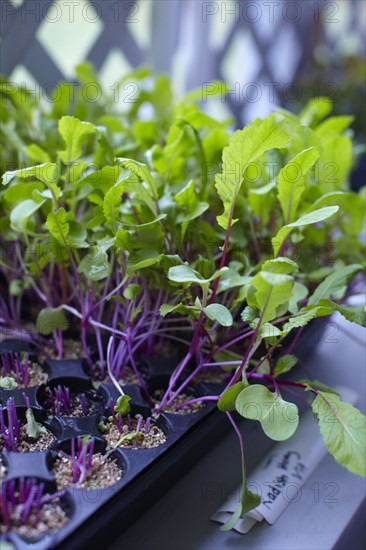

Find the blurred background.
xmin=1 ymin=0 xmax=365 ymax=174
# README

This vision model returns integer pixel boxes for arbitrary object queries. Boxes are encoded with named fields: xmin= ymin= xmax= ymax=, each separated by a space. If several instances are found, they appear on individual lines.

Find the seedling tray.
xmin=0 ymin=339 xmax=228 ymax=550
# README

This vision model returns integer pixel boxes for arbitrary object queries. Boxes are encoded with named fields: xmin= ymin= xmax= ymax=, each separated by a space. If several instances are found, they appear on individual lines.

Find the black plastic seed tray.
xmin=0 ymin=339 xmax=229 ymax=550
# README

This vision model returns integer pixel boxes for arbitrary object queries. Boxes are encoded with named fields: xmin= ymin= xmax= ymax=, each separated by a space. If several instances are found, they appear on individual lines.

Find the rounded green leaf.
xmin=203 ymin=303 xmax=233 ymax=327
xmin=217 ymin=382 xmax=246 ymax=412
xmin=123 ymin=284 xmax=142 ymax=300
xmin=36 ymin=307 xmax=69 ymax=335
xmin=235 ymin=384 xmax=299 ymax=441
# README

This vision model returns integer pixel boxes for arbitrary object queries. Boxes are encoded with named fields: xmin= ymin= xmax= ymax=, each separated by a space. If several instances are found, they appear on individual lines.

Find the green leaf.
xmin=114 ymin=395 xmax=132 ymax=417
xmin=10 ymin=199 xmax=45 ymax=232
xmin=308 ymin=264 xmax=362 ymax=305
xmin=288 ymin=282 xmax=308 ymax=314
xmin=241 ymin=306 xmax=259 ymax=326
xmin=58 ymin=116 xmax=96 ymax=163
xmin=78 ymin=246 xmax=112 ymax=281
xmin=277 ymin=147 xmax=319 ymax=223
xmin=123 ymin=284 xmax=142 ymax=300
xmin=36 ymin=307 xmax=69 ymax=335
xmin=261 ymin=257 xmax=298 ymax=274
xmin=24 ymin=144 xmax=51 ymax=163
xmin=311 ymin=392 xmax=366 ymax=477
xmin=0 ymin=376 xmax=18 ymax=389
xmin=216 ymin=114 xmax=289 ymax=229
xmin=159 ymin=303 xmax=193 ymax=317
xmin=282 ymin=303 xmax=333 ymax=334
xmin=328 ymin=301 xmax=366 ymax=327
xmin=202 ymin=303 xmax=233 ymax=327
xmin=103 ymin=170 xmax=157 ymax=225
xmin=217 ymin=382 xmax=246 ymax=412
xmin=298 ymin=379 xmax=340 ymax=395
xmin=127 ymin=249 xmax=160 ymax=273
xmin=217 ymin=262 xmax=251 ymax=293
xmin=250 ymin=271 xmax=294 ymax=324
xmin=220 ymin=488 xmax=261 ymax=531
xmin=257 ymin=322 xmax=282 ymax=341
xmin=272 ymin=206 xmax=339 ymax=256
xmin=299 ymin=96 xmax=333 ymax=127
xmin=235 ymin=385 xmax=299 ymax=441
xmin=311 ymin=192 xmax=365 ymax=236
xmin=26 ymin=408 xmax=48 ymax=438
xmin=175 ymin=180 xmax=209 ymax=237
xmin=249 ymin=179 xmax=276 ymax=225
xmin=2 ymin=163 xmax=59 ymax=192
xmin=168 ymin=265 xmax=228 ymax=286
xmin=275 ymin=355 xmax=297 ymax=376
xmin=117 ymin=157 xmax=158 ymax=201
xmin=46 ymin=208 xmax=69 ymax=245
xmin=315 ymin=116 xmax=354 ymax=141
xmin=4 ymin=182 xmax=44 ymax=205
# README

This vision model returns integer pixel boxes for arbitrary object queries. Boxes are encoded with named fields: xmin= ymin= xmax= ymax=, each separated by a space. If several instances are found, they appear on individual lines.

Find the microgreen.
xmin=0 ymin=352 xmax=30 ymax=386
xmin=0 ymin=65 xmax=365 ymax=531
xmin=49 ymin=386 xmax=72 ymax=416
xmin=0 ymin=478 xmax=65 ymax=532
xmin=0 ymin=396 xmax=48 ymax=451
xmin=62 ymin=437 xmax=95 ymax=486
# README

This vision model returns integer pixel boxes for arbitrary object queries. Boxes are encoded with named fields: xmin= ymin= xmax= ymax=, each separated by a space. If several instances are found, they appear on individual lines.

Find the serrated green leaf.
xmin=282 ymin=303 xmax=333 ymax=334
xmin=299 ymin=379 xmax=340 ymax=395
xmin=58 ymin=116 xmax=95 ymax=163
xmin=278 ymin=147 xmax=319 ymax=223
xmin=312 ymin=392 xmax=366 ymax=476
xmin=117 ymin=157 xmax=158 ymax=200
xmin=216 ymin=114 xmax=289 ymax=229
xmin=251 ymin=271 xmax=294 ymax=324
xmin=46 ymin=208 xmax=70 ymax=245
xmin=272 ymin=206 xmax=339 ymax=256
xmin=308 ymin=264 xmax=362 ymax=305
xmin=235 ymin=385 xmax=299 ymax=441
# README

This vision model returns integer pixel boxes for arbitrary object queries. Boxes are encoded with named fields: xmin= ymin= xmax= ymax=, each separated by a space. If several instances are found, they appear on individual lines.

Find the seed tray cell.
xmin=0 ymin=339 xmax=228 ymax=550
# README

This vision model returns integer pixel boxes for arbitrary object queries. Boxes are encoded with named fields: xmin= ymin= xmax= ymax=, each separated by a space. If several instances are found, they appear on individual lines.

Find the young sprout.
xmin=23 ymin=393 xmax=48 ymax=439
xmin=0 ymin=478 xmax=65 ymax=532
xmin=66 ymin=437 xmax=95 ymax=486
xmin=107 ymin=404 xmax=154 ymax=449
xmin=49 ymin=385 xmax=72 ymax=416
xmin=1 ymin=352 xmax=29 ymax=386
xmin=0 ymin=397 xmax=20 ymax=452
xmin=80 ymin=393 xmax=87 ymax=416
xmin=0 ymin=396 xmax=48 ymax=452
